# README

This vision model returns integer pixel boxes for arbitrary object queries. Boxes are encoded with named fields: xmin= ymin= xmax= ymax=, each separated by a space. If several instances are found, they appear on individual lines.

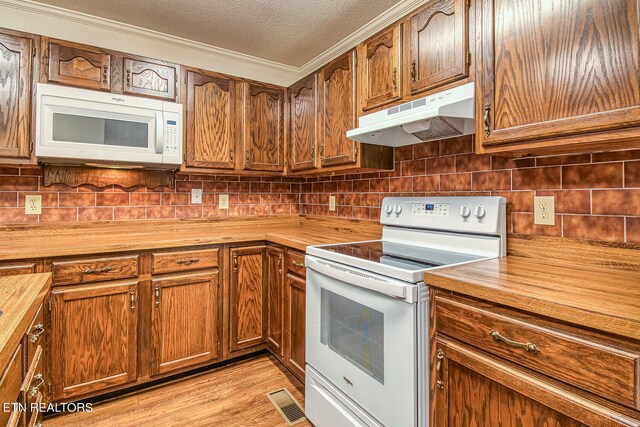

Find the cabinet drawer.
xmin=22 ymin=347 xmax=44 ymax=414
xmin=52 ymin=255 xmax=139 ymax=285
xmin=436 ymin=294 xmax=640 ymax=409
xmin=286 ymin=250 xmax=306 ymax=277
xmin=24 ymin=304 xmax=44 ymax=365
xmin=0 ymin=260 xmax=37 ymax=277
xmin=26 ymin=392 xmax=43 ymax=427
xmin=151 ymin=248 xmax=219 ymax=274
xmin=0 ymin=344 xmax=23 ymax=427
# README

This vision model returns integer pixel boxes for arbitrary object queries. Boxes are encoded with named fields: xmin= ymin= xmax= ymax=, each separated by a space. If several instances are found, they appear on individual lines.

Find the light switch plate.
xmin=534 ymin=196 xmax=555 ymax=225
xmin=191 ymin=188 xmax=202 ymax=204
xmin=329 ymin=195 xmax=336 ymax=212
xmin=219 ymin=194 xmax=229 ymax=209
xmin=25 ymin=195 xmax=42 ymax=215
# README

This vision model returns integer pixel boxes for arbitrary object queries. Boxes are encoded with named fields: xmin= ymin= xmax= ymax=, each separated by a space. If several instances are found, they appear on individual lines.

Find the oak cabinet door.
xmin=289 ymin=74 xmax=318 ymax=171
xmin=285 ymin=273 xmax=305 ymax=383
xmin=123 ymin=58 xmax=177 ymax=101
xmin=150 ymin=271 xmax=220 ymax=376
xmin=229 ymin=246 xmax=267 ymax=352
xmin=244 ymin=83 xmax=285 ymax=172
xmin=408 ymin=0 xmax=469 ymax=95
xmin=0 ymin=31 xmax=33 ymax=161
xmin=478 ymin=0 xmax=640 ymax=151
xmin=50 ymin=280 xmax=138 ymax=400
xmin=266 ymin=246 xmax=285 ymax=358
xmin=318 ymin=50 xmax=358 ymax=167
xmin=46 ymin=41 xmax=111 ymax=91
xmin=359 ymin=24 xmax=402 ymax=111
xmin=185 ymin=70 xmax=238 ymax=170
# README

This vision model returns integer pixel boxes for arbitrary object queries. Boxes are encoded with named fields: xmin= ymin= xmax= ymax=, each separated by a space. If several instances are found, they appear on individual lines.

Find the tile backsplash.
xmin=0 ymin=135 xmax=639 ymax=243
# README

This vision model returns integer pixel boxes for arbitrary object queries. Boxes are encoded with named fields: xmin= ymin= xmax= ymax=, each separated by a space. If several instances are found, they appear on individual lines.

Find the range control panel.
xmin=410 ymin=203 xmax=449 ymax=217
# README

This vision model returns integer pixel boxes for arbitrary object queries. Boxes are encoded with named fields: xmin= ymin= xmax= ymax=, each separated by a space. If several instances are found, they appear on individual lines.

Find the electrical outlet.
xmin=25 ymin=195 xmax=42 ymax=215
xmin=329 ymin=195 xmax=336 ymax=212
xmin=534 ymin=196 xmax=555 ymax=225
xmin=191 ymin=188 xmax=202 ymax=204
xmin=219 ymin=194 xmax=229 ymax=209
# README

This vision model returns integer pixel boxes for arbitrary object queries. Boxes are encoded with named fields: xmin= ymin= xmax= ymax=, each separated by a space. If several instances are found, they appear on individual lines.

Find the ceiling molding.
xmin=0 ymin=0 xmax=428 ymax=86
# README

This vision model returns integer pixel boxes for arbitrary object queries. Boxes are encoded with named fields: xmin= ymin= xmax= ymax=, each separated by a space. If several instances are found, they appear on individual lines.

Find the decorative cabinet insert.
xmin=359 ymin=24 xmax=402 ymax=111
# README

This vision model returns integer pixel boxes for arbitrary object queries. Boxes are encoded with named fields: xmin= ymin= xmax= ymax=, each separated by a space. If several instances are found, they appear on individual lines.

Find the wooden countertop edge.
xmin=0 ymin=273 xmax=52 ymax=371
xmin=425 ymin=272 xmax=640 ymax=341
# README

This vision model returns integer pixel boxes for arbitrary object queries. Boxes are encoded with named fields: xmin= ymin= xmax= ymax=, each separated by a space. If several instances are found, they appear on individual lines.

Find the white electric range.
xmin=304 ymin=196 xmax=507 ymax=427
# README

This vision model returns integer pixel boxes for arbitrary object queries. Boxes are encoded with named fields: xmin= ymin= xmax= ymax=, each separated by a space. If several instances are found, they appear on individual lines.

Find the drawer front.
xmin=22 ymin=346 xmax=44 ymax=409
xmin=286 ymin=250 xmax=306 ymax=277
xmin=151 ymin=248 xmax=219 ymax=274
xmin=0 ymin=344 xmax=23 ymax=427
xmin=0 ymin=260 xmax=37 ymax=277
xmin=436 ymin=294 xmax=640 ymax=409
xmin=27 ymin=392 xmax=43 ymax=427
xmin=25 ymin=304 xmax=44 ymax=365
xmin=52 ymin=255 xmax=139 ymax=285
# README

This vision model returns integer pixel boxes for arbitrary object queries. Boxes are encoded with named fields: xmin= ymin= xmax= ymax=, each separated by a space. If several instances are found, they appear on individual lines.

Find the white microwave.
xmin=35 ymin=83 xmax=183 ymax=169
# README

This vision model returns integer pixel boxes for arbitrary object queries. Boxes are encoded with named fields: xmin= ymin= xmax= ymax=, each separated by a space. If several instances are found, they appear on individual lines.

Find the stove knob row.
xmin=461 ymin=205 xmax=486 ymax=220
xmin=384 ymin=204 xmax=403 ymax=216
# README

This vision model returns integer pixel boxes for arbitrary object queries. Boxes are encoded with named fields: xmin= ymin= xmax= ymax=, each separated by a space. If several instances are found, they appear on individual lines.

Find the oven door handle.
xmin=305 ymin=256 xmax=411 ymax=301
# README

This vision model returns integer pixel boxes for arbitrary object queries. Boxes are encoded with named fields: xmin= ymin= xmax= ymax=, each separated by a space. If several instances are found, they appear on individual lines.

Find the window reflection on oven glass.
xmin=320 ymin=289 xmax=384 ymax=384
xmin=52 ymin=113 xmax=149 ymax=148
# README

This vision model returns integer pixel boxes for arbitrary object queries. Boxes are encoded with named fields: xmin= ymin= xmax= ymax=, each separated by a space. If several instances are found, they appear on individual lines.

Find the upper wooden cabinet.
xmin=319 ymin=50 xmax=358 ymax=167
xmin=184 ymin=69 xmax=239 ymax=170
xmin=359 ymin=24 xmax=402 ymax=111
xmin=243 ymin=82 xmax=285 ymax=172
xmin=477 ymin=0 xmax=640 ymax=155
xmin=46 ymin=40 xmax=111 ymax=91
xmin=123 ymin=57 xmax=177 ymax=101
xmin=407 ymin=0 xmax=470 ymax=96
xmin=0 ymin=30 xmax=36 ymax=163
xmin=289 ymin=74 xmax=318 ymax=171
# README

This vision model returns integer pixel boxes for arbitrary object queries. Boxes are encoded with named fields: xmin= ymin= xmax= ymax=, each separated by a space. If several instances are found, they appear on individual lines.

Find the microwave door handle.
xmin=305 ymin=256 xmax=408 ymax=300
xmin=155 ymin=112 xmax=164 ymax=153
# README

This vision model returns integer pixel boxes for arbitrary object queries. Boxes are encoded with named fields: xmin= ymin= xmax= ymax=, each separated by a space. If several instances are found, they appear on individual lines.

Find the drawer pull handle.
xmin=292 ymin=261 xmax=305 ymax=268
xmin=29 ymin=373 xmax=44 ymax=398
xmin=154 ymin=284 xmax=160 ymax=307
xmin=176 ymin=258 xmax=200 ymax=265
xmin=278 ymin=254 xmax=282 ymax=273
xmin=29 ymin=323 xmax=45 ymax=343
xmin=82 ymin=266 xmax=113 ymax=275
xmin=435 ymin=349 xmax=444 ymax=389
xmin=490 ymin=330 xmax=539 ymax=353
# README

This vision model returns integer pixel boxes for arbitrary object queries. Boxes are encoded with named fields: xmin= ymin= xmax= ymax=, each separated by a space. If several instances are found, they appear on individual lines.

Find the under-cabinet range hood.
xmin=346 ymin=82 xmax=475 ymax=146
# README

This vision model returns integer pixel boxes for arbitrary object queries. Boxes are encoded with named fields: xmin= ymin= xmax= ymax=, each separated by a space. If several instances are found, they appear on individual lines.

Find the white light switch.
xmin=191 ymin=188 xmax=202 ymax=204
xmin=219 ymin=194 xmax=229 ymax=209
xmin=329 ymin=195 xmax=336 ymax=212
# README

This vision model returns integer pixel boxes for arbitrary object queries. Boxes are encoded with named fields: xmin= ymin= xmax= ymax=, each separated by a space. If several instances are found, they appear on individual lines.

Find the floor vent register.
xmin=266 ymin=388 xmax=306 ymax=425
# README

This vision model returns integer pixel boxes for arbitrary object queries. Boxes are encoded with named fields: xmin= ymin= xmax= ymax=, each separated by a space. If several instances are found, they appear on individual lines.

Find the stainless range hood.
xmin=346 ymin=82 xmax=475 ymax=146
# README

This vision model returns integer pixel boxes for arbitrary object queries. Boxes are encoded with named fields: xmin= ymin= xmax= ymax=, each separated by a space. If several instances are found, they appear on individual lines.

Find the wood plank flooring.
xmin=45 ymin=355 xmax=311 ymax=427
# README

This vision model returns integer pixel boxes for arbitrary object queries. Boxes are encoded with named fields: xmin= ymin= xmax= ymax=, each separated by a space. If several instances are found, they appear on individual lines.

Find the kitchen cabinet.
xmin=46 ymin=40 xmax=112 ymax=91
xmin=243 ymin=82 xmax=285 ymax=172
xmin=477 ymin=0 xmax=640 ymax=155
xmin=50 ymin=279 xmax=138 ymax=400
xmin=284 ymin=249 xmax=306 ymax=383
xmin=150 ymin=271 xmax=220 ymax=376
xmin=184 ymin=69 xmax=240 ymax=170
xmin=0 ymin=29 xmax=36 ymax=163
xmin=266 ymin=246 xmax=285 ymax=359
xmin=358 ymin=24 xmax=402 ymax=111
xmin=288 ymin=74 xmax=318 ymax=171
xmin=229 ymin=246 xmax=267 ymax=352
xmin=0 ymin=259 xmax=37 ymax=277
xmin=122 ymin=57 xmax=177 ymax=101
xmin=407 ymin=0 xmax=469 ymax=96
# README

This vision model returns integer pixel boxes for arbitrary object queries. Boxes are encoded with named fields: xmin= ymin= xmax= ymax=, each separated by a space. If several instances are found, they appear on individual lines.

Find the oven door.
xmin=305 ymin=255 xmax=418 ymax=427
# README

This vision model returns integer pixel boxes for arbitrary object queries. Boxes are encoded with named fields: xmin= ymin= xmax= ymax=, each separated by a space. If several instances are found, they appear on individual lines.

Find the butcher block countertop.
xmin=0 ymin=273 xmax=51 ymax=371
xmin=424 ymin=256 xmax=640 ymax=341
xmin=0 ymin=215 xmax=382 ymax=261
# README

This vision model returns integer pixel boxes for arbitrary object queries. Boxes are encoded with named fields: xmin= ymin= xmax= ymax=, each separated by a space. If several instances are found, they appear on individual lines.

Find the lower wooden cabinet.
xmin=150 ymin=270 xmax=220 ymax=376
xmin=266 ymin=246 xmax=285 ymax=359
xmin=285 ymin=272 xmax=306 ymax=382
xmin=50 ymin=279 xmax=138 ymax=400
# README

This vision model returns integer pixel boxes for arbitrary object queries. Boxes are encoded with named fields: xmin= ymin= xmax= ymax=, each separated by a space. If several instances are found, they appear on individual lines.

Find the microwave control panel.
xmin=164 ymin=119 xmax=180 ymax=155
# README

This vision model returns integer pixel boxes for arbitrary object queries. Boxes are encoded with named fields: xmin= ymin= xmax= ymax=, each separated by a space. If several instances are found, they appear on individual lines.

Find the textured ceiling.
xmin=33 ymin=0 xmax=403 ymax=66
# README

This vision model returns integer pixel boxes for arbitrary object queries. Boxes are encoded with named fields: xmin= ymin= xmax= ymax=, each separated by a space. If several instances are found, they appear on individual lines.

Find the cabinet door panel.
xmin=286 ymin=273 xmax=305 ymax=382
xmin=229 ymin=246 xmax=267 ymax=352
xmin=319 ymin=50 xmax=357 ymax=167
xmin=289 ymin=75 xmax=318 ymax=171
xmin=408 ymin=0 xmax=469 ymax=95
xmin=151 ymin=271 xmax=219 ymax=375
xmin=0 ymin=32 xmax=32 ymax=160
xmin=244 ymin=83 xmax=284 ymax=171
xmin=47 ymin=42 xmax=111 ymax=91
xmin=266 ymin=247 xmax=284 ymax=358
xmin=360 ymin=25 xmax=401 ymax=111
xmin=185 ymin=70 xmax=237 ymax=169
xmin=123 ymin=58 xmax=176 ymax=101
xmin=51 ymin=280 xmax=137 ymax=400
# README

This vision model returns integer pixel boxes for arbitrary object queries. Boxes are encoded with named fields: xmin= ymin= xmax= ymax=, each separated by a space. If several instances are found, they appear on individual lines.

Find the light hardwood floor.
xmin=45 ymin=355 xmax=311 ymax=427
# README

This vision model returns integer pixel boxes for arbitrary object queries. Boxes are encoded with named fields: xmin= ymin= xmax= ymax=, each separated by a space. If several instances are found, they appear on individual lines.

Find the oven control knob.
xmin=394 ymin=204 xmax=402 ymax=215
xmin=460 ymin=206 xmax=471 ymax=218
xmin=384 ymin=204 xmax=393 ymax=215
xmin=474 ymin=206 xmax=486 ymax=219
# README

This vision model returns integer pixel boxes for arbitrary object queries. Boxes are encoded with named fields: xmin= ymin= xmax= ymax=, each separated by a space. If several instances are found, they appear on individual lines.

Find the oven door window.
xmin=52 ymin=113 xmax=149 ymax=148
xmin=320 ymin=288 xmax=384 ymax=384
